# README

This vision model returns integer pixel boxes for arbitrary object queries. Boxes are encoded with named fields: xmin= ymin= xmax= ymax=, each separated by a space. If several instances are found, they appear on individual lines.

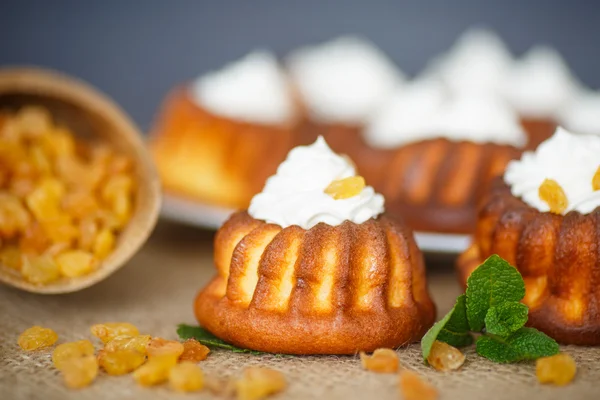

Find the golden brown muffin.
xmin=520 ymin=118 xmax=557 ymax=150
xmin=149 ymin=87 xmax=300 ymax=209
xmin=195 ymin=211 xmax=436 ymax=354
xmin=457 ymin=179 xmax=600 ymax=345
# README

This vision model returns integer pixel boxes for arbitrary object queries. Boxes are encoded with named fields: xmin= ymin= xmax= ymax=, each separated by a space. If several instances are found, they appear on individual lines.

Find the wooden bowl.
xmin=0 ymin=66 xmax=161 ymax=294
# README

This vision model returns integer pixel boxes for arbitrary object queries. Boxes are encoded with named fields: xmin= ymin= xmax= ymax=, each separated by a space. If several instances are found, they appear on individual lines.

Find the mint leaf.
xmin=177 ymin=324 xmax=264 ymax=355
xmin=421 ymin=295 xmax=473 ymax=360
xmin=484 ymin=302 xmax=528 ymax=337
xmin=476 ymin=327 xmax=559 ymax=363
xmin=466 ymin=254 xmax=525 ymax=332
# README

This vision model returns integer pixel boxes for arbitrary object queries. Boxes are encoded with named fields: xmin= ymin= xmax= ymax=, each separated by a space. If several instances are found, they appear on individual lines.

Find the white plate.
xmin=161 ymin=194 xmax=472 ymax=254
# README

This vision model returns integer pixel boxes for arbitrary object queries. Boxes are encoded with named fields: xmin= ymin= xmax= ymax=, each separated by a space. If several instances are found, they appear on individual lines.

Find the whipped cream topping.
xmin=248 ymin=137 xmax=385 ymax=229
xmin=559 ymin=90 xmax=600 ymax=135
xmin=431 ymin=93 xmax=527 ymax=147
xmin=505 ymin=127 xmax=600 ymax=215
xmin=428 ymin=28 xmax=513 ymax=95
xmin=364 ymin=79 xmax=447 ymax=148
xmin=190 ymin=50 xmax=294 ymax=125
xmin=287 ymin=36 xmax=405 ymax=124
xmin=503 ymin=46 xmax=580 ymax=118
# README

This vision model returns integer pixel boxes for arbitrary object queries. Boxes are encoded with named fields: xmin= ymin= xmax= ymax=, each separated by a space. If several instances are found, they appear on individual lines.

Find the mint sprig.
xmin=465 ymin=254 xmax=525 ymax=332
xmin=177 ymin=324 xmax=264 ymax=355
xmin=421 ymin=294 xmax=473 ymax=360
xmin=484 ymin=302 xmax=528 ymax=337
xmin=421 ymin=254 xmax=559 ymax=364
xmin=476 ymin=328 xmax=559 ymax=363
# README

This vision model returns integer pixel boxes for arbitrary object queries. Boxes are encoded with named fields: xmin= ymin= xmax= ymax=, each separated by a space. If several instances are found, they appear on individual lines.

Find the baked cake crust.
xmin=149 ymin=87 xmax=299 ymax=209
xmin=457 ymin=179 xmax=600 ymax=345
xmin=195 ymin=211 xmax=436 ymax=354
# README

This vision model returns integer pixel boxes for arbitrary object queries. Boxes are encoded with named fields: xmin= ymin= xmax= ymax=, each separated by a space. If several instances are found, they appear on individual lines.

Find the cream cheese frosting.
xmin=503 ymin=46 xmax=580 ymax=118
xmin=248 ymin=137 xmax=385 ymax=229
xmin=504 ymin=127 xmax=600 ymax=215
xmin=190 ymin=50 xmax=294 ymax=125
xmin=559 ymin=90 xmax=600 ymax=135
xmin=427 ymin=28 xmax=513 ymax=96
xmin=286 ymin=36 xmax=405 ymax=124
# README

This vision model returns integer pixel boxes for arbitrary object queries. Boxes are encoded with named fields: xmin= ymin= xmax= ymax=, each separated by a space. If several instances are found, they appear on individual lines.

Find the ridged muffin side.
xmin=195 ymin=211 xmax=436 ymax=354
xmin=457 ymin=179 xmax=600 ymax=345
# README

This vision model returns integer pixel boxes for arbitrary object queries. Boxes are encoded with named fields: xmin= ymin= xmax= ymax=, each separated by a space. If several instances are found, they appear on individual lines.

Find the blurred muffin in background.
xmin=149 ymin=51 xmax=301 ymax=209
xmin=560 ymin=89 xmax=600 ymax=136
xmin=363 ymin=80 xmax=527 ymax=233
xmin=503 ymin=46 xmax=582 ymax=147
xmin=286 ymin=36 xmax=405 ymax=176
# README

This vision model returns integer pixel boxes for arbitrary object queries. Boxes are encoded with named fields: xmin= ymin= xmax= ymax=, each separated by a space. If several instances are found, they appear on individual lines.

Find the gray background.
xmin=1 ymin=0 xmax=598 ymax=131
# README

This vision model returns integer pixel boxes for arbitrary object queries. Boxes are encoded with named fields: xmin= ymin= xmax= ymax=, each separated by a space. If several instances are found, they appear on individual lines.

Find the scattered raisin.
xmin=133 ymin=355 xmax=178 ymax=386
xmin=235 ymin=367 xmax=286 ymax=400
xmin=359 ymin=348 xmax=399 ymax=373
xmin=179 ymin=339 xmax=210 ymax=362
xmin=169 ymin=362 xmax=204 ymax=392
xmin=52 ymin=340 xmax=95 ymax=371
xmin=61 ymin=355 xmax=98 ymax=389
xmin=90 ymin=322 xmax=139 ymax=343
xmin=97 ymin=349 xmax=145 ymax=375
xmin=536 ymin=353 xmax=577 ymax=386
xmin=426 ymin=341 xmax=465 ymax=372
xmin=399 ymin=370 xmax=438 ymax=400
xmin=105 ymin=335 xmax=151 ymax=354
xmin=18 ymin=326 xmax=58 ymax=350
xmin=147 ymin=337 xmax=184 ymax=359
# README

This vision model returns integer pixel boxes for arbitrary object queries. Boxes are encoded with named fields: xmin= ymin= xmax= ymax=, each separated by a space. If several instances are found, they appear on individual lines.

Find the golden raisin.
xmin=426 ymin=341 xmax=465 ymax=372
xmin=235 ymin=367 xmax=287 ymax=400
xmin=359 ymin=348 xmax=399 ymax=373
xmin=105 ymin=335 xmax=151 ymax=354
xmin=169 ymin=362 xmax=204 ymax=393
xmin=179 ymin=339 xmax=210 ymax=362
xmin=147 ymin=337 xmax=185 ymax=359
xmin=53 ymin=340 xmax=95 ymax=371
xmin=61 ymin=354 xmax=98 ymax=389
xmin=593 ymin=166 xmax=600 ymax=191
xmin=90 ymin=322 xmax=139 ymax=343
xmin=18 ymin=326 xmax=58 ymax=350
xmin=324 ymin=176 xmax=366 ymax=200
xmin=133 ymin=354 xmax=178 ymax=386
xmin=0 ymin=245 xmax=22 ymax=270
xmin=398 ymin=371 xmax=438 ymax=400
xmin=536 ymin=353 xmax=577 ymax=386
xmin=93 ymin=229 xmax=115 ymax=260
xmin=16 ymin=106 xmax=51 ymax=137
xmin=21 ymin=254 xmax=60 ymax=284
xmin=538 ymin=178 xmax=568 ymax=214
xmin=97 ymin=349 xmax=145 ymax=375
xmin=55 ymin=250 xmax=96 ymax=278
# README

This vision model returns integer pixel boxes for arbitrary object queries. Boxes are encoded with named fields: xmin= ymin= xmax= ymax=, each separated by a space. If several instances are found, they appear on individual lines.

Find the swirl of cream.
xmin=505 ymin=127 xmax=600 ymax=214
xmin=286 ymin=36 xmax=404 ymax=124
xmin=248 ymin=137 xmax=385 ymax=229
xmin=190 ymin=50 xmax=294 ymax=125
xmin=503 ymin=46 xmax=580 ymax=118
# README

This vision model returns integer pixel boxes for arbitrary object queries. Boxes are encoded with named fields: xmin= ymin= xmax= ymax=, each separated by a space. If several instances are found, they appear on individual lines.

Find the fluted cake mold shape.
xmin=195 ymin=212 xmax=436 ymax=354
xmin=457 ymin=179 xmax=600 ymax=345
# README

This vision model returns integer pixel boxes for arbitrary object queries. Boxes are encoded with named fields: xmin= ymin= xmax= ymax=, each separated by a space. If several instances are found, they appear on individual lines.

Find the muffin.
xmin=194 ymin=137 xmax=436 ymax=354
xmin=503 ymin=46 xmax=581 ymax=147
xmin=363 ymin=80 xmax=527 ymax=234
xmin=458 ymin=128 xmax=600 ymax=344
xmin=149 ymin=51 xmax=300 ymax=209
xmin=286 ymin=36 xmax=404 ymax=164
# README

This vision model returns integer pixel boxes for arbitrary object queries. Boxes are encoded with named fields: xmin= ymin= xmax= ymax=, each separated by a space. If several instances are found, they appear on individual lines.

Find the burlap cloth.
xmin=1 ymin=221 xmax=599 ymax=400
